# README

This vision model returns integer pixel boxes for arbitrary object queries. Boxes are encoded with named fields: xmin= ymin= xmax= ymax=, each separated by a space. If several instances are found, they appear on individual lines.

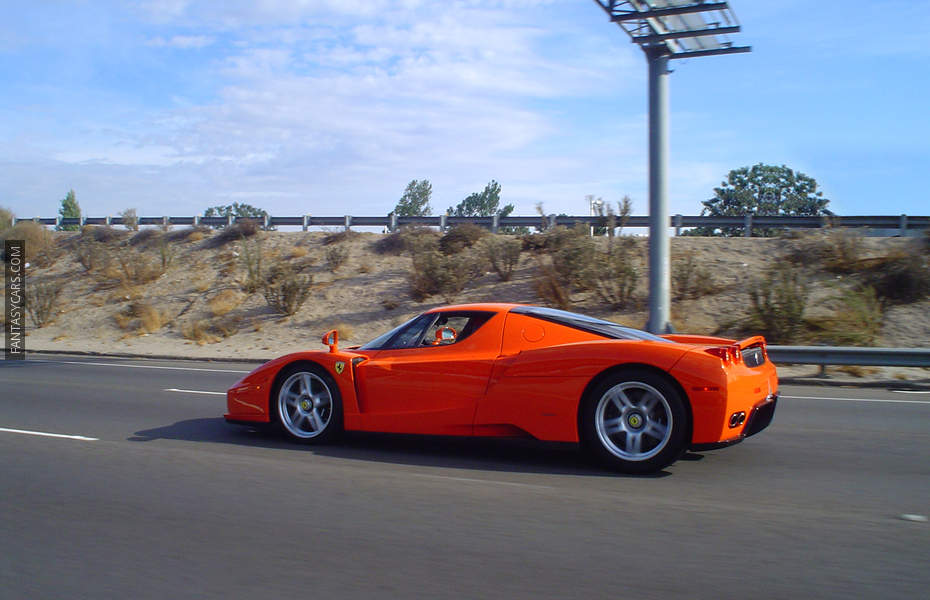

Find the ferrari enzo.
xmin=225 ymin=303 xmax=778 ymax=473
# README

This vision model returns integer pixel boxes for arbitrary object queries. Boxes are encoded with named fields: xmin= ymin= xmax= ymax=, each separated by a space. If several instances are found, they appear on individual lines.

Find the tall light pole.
xmin=593 ymin=1 xmax=751 ymax=333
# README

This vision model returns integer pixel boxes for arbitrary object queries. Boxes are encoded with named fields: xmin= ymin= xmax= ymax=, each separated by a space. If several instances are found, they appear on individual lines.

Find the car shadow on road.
xmin=129 ymin=417 xmax=673 ymax=478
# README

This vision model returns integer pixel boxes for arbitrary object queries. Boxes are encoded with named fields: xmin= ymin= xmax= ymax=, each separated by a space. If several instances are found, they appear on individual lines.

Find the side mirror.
xmin=321 ymin=329 xmax=339 ymax=353
xmin=434 ymin=326 xmax=457 ymax=345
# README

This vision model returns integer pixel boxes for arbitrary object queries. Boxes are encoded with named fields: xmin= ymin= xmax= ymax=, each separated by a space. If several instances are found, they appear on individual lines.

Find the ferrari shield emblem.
xmin=334 ymin=361 xmax=345 ymax=375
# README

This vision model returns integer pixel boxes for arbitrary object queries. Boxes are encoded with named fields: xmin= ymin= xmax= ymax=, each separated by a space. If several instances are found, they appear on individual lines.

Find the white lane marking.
xmin=31 ymin=359 xmax=250 ymax=374
xmin=899 ymin=514 xmax=928 ymax=523
xmin=411 ymin=473 xmax=552 ymax=489
xmin=891 ymin=390 xmax=930 ymax=394
xmin=782 ymin=395 xmax=930 ymax=405
xmin=164 ymin=388 xmax=226 ymax=396
xmin=0 ymin=427 xmax=98 ymax=441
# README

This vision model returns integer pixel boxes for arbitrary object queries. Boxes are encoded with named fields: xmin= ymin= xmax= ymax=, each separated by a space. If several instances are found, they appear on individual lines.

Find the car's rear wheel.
xmin=580 ymin=369 xmax=688 ymax=473
xmin=272 ymin=363 xmax=343 ymax=443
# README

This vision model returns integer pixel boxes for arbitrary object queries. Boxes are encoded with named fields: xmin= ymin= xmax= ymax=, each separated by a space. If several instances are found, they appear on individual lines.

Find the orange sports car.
xmin=225 ymin=303 xmax=778 ymax=473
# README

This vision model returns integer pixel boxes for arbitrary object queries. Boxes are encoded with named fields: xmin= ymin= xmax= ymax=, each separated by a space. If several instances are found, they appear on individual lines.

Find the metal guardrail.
xmin=768 ymin=346 xmax=930 ymax=368
xmin=13 ymin=213 xmax=930 ymax=236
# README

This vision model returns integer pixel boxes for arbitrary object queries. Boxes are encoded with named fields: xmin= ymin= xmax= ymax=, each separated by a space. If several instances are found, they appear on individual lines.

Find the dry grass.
xmin=325 ymin=245 xmax=349 ymax=272
xmin=322 ymin=230 xmax=359 ymax=245
xmin=1 ymin=221 xmax=57 ymax=267
xmin=181 ymin=320 xmax=219 ymax=345
xmin=288 ymin=245 xmax=309 ymax=259
xmin=193 ymin=278 xmax=212 ymax=293
xmin=25 ymin=280 xmax=64 ymax=327
xmin=106 ymin=284 xmax=142 ymax=304
xmin=330 ymin=322 xmax=355 ymax=341
xmin=833 ymin=365 xmax=879 ymax=378
xmin=113 ymin=311 xmax=132 ymax=330
xmin=381 ymin=298 xmax=399 ymax=311
xmin=100 ymin=250 xmax=165 ymax=286
xmin=238 ymin=238 xmax=264 ymax=294
xmin=207 ymin=289 xmax=245 ymax=316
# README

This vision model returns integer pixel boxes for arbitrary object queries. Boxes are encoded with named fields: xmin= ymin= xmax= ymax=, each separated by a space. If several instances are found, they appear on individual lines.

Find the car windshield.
xmin=510 ymin=306 xmax=673 ymax=343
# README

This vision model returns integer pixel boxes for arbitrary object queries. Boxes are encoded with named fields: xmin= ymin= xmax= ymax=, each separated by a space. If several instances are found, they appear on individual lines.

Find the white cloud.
xmin=147 ymin=34 xmax=215 ymax=48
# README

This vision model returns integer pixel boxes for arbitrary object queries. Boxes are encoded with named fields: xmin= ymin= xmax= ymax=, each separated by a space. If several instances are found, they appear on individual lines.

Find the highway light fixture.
xmin=593 ymin=0 xmax=751 ymax=333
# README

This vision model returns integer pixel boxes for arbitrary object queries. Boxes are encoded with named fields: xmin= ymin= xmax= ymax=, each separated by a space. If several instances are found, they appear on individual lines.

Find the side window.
xmin=422 ymin=315 xmax=472 ymax=346
xmin=379 ymin=311 xmax=494 ymax=350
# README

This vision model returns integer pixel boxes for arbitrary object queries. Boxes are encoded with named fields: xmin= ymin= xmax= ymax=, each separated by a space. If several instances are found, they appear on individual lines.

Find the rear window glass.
xmin=510 ymin=306 xmax=672 ymax=343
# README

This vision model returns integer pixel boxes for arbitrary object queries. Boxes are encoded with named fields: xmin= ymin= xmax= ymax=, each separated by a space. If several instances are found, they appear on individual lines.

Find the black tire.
xmin=579 ymin=368 xmax=689 ymax=474
xmin=271 ymin=363 xmax=343 ymax=444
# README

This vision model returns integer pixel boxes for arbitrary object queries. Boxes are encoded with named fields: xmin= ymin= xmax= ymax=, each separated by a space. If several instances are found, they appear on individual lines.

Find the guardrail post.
xmin=263 ymin=214 xmax=270 ymax=230
xmin=55 ymin=216 xmax=61 ymax=229
xmin=344 ymin=215 xmax=352 ymax=231
xmin=80 ymin=215 xmax=87 ymax=227
xmin=673 ymin=213 xmax=682 ymax=236
xmin=389 ymin=213 xmax=398 ymax=232
xmin=744 ymin=214 xmax=752 ymax=237
xmin=548 ymin=214 xmax=557 ymax=230
xmin=899 ymin=213 xmax=907 ymax=237
xmin=302 ymin=214 xmax=310 ymax=232
xmin=492 ymin=213 xmax=500 ymax=234
xmin=227 ymin=215 xmax=234 ymax=228
xmin=440 ymin=214 xmax=447 ymax=232
xmin=193 ymin=215 xmax=200 ymax=227
xmin=162 ymin=216 xmax=170 ymax=230
xmin=105 ymin=215 xmax=111 ymax=226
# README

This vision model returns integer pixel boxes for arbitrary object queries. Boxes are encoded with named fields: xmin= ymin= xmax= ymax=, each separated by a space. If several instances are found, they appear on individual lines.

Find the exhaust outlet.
xmin=729 ymin=411 xmax=747 ymax=428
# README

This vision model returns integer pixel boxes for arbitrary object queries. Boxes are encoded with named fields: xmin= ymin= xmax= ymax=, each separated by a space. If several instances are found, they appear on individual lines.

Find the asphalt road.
xmin=1 ymin=354 xmax=928 ymax=599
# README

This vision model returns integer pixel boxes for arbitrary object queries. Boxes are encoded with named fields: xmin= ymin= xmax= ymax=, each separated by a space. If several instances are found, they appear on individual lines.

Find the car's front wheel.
xmin=272 ymin=363 xmax=343 ymax=443
xmin=580 ymin=369 xmax=688 ymax=474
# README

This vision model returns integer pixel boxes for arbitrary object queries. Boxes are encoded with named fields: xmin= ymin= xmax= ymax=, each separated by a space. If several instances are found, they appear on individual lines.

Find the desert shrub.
xmin=181 ymin=320 xmax=219 ymax=345
xmin=673 ymin=254 xmax=719 ymax=300
xmin=409 ymin=250 xmax=481 ymax=303
xmin=864 ymin=252 xmax=930 ymax=304
xmin=207 ymin=289 xmax=245 ymax=316
xmin=166 ymin=225 xmax=211 ymax=244
xmin=207 ymin=219 xmax=261 ymax=248
xmin=288 ymin=245 xmax=309 ymax=259
xmin=746 ymin=264 xmax=810 ymax=343
xmin=439 ymin=223 xmax=488 ymax=255
xmin=373 ymin=226 xmax=441 ymax=256
xmin=550 ymin=231 xmax=596 ymax=291
xmin=239 ymin=238 xmax=263 ymax=294
xmin=820 ymin=228 xmax=864 ymax=273
xmin=102 ymin=249 xmax=164 ymax=286
xmin=812 ymin=286 xmax=883 ymax=346
xmin=120 ymin=208 xmax=139 ymax=231
xmin=587 ymin=249 xmax=639 ymax=309
xmin=128 ymin=302 xmax=168 ymax=334
xmin=0 ymin=206 xmax=13 ymax=233
xmin=381 ymin=298 xmax=399 ymax=310
xmin=25 ymin=280 xmax=64 ymax=327
xmin=82 ymin=225 xmax=128 ymax=244
xmin=75 ymin=240 xmax=112 ymax=273
xmin=263 ymin=263 xmax=312 ymax=315
xmin=523 ymin=223 xmax=588 ymax=253
xmin=533 ymin=262 xmax=572 ymax=310
xmin=325 ymin=245 xmax=349 ymax=272
xmin=480 ymin=235 xmax=522 ymax=281
xmin=129 ymin=228 xmax=161 ymax=247
xmin=322 ymin=230 xmax=359 ymax=245
xmin=1 ymin=221 xmax=56 ymax=267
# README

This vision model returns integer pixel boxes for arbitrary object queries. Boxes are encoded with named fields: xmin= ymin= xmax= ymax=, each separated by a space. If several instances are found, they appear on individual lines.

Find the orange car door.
xmin=353 ymin=314 xmax=502 ymax=435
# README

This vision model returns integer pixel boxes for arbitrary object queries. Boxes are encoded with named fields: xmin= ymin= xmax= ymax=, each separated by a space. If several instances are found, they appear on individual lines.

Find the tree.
xmin=393 ymin=179 xmax=432 ymax=217
xmin=447 ymin=180 xmax=513 ymax=218
xmin=57 ymin=189 xmax=81 ymax=231
xmin=203 ymin=202 xmax=275 ymax=230
xmin=689 ymin=163 xmax=831 ymax=237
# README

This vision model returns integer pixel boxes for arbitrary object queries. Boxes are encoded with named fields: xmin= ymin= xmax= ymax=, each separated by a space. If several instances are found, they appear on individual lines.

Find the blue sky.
xmin=1 ymin=0 xmax=928 ymax=220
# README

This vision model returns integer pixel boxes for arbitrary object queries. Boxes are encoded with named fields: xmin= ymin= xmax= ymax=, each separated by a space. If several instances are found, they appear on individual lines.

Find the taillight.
xmin=705 ymin=347 xmax=735 ymax=364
